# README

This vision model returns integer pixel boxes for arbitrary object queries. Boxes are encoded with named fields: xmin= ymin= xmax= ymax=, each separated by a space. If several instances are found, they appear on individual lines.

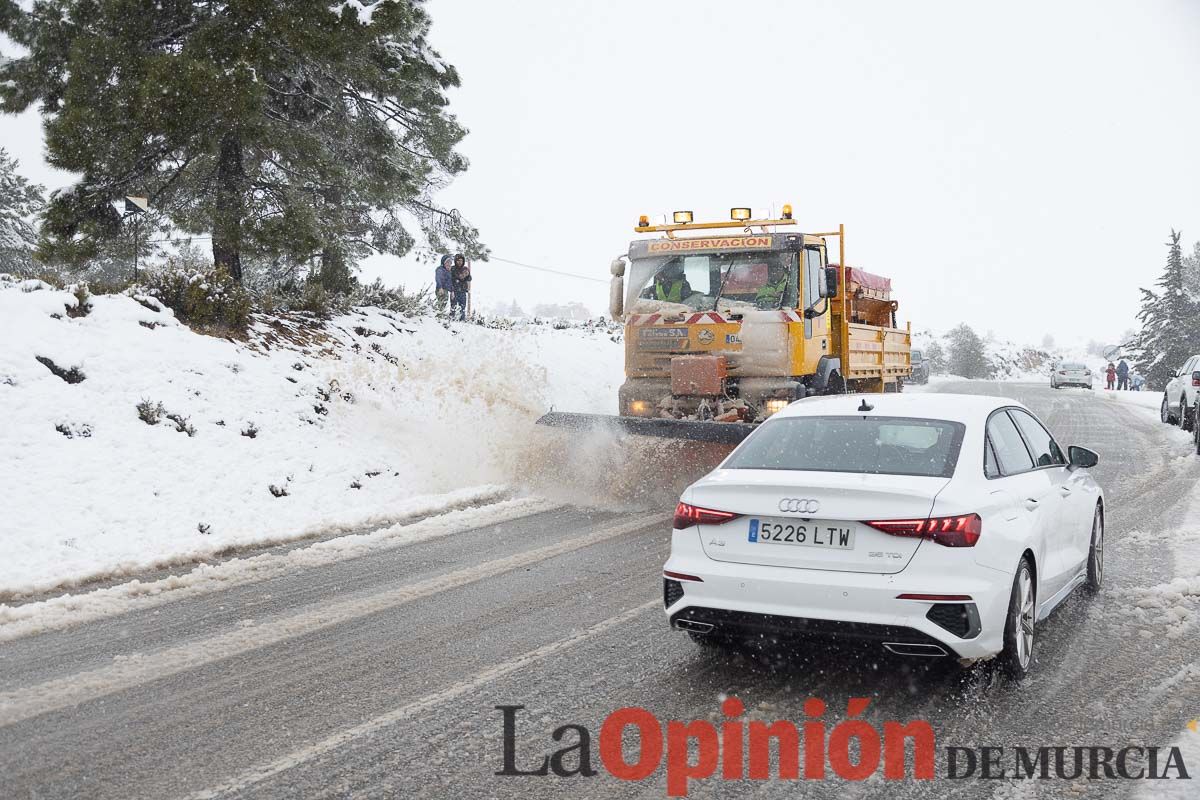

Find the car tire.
xmin=1000 ymin=557 xmax=1036 ymax=679
xmin=1086 ymin=506 xmax=1104 ymax=594
xmin=1181 ymin=396 xmax=1194 ymax=432
xmin=1193 ymin=403 xmax=1200 ymax=455
xmin=1162 ymin=394 xmax=1178 ymax=425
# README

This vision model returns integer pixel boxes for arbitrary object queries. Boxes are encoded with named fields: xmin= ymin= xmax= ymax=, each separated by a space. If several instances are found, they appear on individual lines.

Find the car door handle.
xmin=1024 ymin=498 xmax=1040 ymax=511
xmin=1058 ymin=486 xmax=1072 ymax=497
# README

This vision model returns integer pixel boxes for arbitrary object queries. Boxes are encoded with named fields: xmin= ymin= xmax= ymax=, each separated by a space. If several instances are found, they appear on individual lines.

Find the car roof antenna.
xmin=858 ymin=399 xmax=874 ymax=412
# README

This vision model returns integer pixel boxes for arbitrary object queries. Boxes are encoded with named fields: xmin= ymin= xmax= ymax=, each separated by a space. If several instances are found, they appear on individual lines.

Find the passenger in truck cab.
xmin=651 ymin=262 xmax=692 ymax=303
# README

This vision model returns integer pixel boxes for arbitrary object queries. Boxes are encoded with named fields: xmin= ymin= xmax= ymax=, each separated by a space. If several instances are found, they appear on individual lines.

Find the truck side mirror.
xmin=821 ymin=266 xmax=839 ymax=298
xmin=609 ymin=275 xmax=625 ymax=320
xmin=610 ymin=257 xmax=626 ymax=278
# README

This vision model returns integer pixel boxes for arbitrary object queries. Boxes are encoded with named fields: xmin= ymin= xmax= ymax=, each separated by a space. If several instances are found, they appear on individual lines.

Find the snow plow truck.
xmin=538 ymin=207 xmax=911 ymax=445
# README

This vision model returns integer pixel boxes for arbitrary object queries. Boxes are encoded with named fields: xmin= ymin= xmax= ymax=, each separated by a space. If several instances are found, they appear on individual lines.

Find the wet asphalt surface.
xmin=1 ymin=382 xmax=1199 ymax=799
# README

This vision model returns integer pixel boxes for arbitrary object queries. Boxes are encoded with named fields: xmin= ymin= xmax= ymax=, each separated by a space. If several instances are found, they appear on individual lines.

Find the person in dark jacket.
xmin=434 ymin=255 xmax=453 ymax=312
xmin=450 ymin=254 xmax=471 ymax=320
xmin=1116 ymin=358 xmax=1130 ymax=390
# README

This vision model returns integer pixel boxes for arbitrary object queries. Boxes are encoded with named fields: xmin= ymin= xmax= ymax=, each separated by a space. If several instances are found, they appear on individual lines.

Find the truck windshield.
xmin=724 ymin=416 xmax=966 ymax=478
xmin=625 ymin=251 xmax=798 ymax=314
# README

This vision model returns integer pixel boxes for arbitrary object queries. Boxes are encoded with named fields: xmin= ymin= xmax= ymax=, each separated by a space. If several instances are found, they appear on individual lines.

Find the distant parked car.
xmin=910 ymin=349 xmax=929 ymax=384
xmin=1160 ymin=354 xmax=1200 ymax=433
xmin=1050 ymin=362 xmax=1093 ymax=389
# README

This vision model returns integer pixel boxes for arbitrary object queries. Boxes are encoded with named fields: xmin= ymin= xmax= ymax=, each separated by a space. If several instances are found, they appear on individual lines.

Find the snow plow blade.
xmin=536 ymin=412 xmax=757 ymax=445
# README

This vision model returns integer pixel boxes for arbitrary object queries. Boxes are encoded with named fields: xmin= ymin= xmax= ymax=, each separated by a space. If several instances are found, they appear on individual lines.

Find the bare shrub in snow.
xmin=136 ymin=399 xmax=165 ymax=425
xmin=55 ymin=422 xmax=92 ymax=438
xmin=66 ymin=284 xmax=92 ymax=318
xmin=269 ymin=483 xmax=289 ymax=498
xmin=138 ymin=320 xmax=164 ymax=330
xmin=165 ymin=412 xmax=196 ymax=437
xmin=349 ymin=280 xmax=428 ymax=316
xmin=35 ymin=356 xmax=86 ymax=384
xmin=144 ymin=266 xmax=251 ymax=334
xmin=241 ymin=422 xmax=259 ymax=439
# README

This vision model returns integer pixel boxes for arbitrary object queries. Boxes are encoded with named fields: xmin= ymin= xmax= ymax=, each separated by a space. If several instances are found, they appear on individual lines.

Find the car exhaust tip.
xmin=674 ymin=619 xmax=715 ymax=634
xmin=882 ymin=642 xmax=948 ymax=657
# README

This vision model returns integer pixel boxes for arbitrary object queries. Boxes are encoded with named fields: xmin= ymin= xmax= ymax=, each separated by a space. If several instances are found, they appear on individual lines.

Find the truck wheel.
xmin=1181 ymin=395 xmax=1194 ymax=432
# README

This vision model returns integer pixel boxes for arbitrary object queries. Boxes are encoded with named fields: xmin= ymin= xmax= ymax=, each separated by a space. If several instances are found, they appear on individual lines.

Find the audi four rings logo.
xmin=778 ymin=498 xmax=820 ymax=514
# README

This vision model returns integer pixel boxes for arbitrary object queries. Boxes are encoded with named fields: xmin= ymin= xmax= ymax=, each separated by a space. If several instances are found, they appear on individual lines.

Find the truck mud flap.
xmin=536 ymin=412 xmax=757 ymax=445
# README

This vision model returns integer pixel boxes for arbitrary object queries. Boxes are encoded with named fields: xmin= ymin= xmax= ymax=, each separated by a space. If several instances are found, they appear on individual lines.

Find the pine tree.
xmin=946 ymin=324 xmax=991 ymax=379
xmin=1132 ymin=231 xmax=1200 ymax=390
xmin=1183 ymin=240 xmax=1200 ymax=301
xmin=0 ymin=0 xmax=484 ymax=285
xmin=0 ymin=148 xmax=46 ymax=275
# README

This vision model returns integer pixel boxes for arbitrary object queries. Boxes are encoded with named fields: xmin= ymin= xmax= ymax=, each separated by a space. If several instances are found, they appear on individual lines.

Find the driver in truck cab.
xmin=651 ymin=262 xmax=692 ymax=303
xmin=755 ymin=268 xmax=788 ymax=308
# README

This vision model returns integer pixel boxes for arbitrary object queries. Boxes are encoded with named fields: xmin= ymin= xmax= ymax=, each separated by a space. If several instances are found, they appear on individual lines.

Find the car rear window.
xmin=724 ymin=415 xmax=966 ymax=478
xmin=1060 ymin=362 xmax=1086 ymax=370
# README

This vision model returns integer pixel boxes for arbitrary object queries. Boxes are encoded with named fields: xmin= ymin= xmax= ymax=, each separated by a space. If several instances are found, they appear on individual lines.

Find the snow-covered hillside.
xmin=0 ymin=276 xmax=623 ymax=595
xmin=913 ymin=329 xmax=1112 ymax=382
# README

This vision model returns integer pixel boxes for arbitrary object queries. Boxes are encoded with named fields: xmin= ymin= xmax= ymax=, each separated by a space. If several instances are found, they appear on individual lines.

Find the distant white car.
xmin=1160 ymin=354 xmax=1200 ymax=433
xmin=663 ymin=393 xmax=1105 ymax=678
xmin=1050 ymin=362 xmax=1092 ymax=389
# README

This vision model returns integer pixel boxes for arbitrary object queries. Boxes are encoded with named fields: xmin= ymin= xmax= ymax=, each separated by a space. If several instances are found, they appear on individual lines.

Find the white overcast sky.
xmin=4 ymin=0 xmax=1200 ymax=343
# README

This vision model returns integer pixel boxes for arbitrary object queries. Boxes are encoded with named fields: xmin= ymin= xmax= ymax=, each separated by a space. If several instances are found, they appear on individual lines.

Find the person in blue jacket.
xmin=434 ymin=255 xmax=453 ymax=312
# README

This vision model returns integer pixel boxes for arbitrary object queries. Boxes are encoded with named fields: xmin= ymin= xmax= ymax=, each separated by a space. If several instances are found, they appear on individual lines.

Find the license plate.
xmin=748 ymin=518 xmax=856 ymax=549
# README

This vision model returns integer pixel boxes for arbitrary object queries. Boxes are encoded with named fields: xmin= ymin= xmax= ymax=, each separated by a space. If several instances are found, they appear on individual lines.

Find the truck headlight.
xmin=764 ymin=399 xmax=790 ymax=416
xmin=628 ymin=400 xmax=652 ymax=416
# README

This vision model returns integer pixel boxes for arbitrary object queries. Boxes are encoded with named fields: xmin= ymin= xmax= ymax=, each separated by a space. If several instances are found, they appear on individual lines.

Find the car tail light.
xmin=664 ymin=570 xmax=704 ymax=582
xmin=864 ymin=514 xmax=982 ymax=547
xmin=673 ymin=502 xmax=741 ymax=529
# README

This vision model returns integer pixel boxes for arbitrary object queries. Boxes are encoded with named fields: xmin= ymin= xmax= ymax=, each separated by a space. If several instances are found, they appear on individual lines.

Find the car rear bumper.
xmin=664 ymin=529 xmax=1012 ymax=660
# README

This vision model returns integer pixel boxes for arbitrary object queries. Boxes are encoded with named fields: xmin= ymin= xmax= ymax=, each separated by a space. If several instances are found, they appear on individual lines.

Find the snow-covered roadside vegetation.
xmin=0 ymin=276 xmax=623 ymax=596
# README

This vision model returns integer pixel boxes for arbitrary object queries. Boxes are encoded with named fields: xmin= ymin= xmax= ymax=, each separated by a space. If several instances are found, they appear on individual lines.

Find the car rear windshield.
xmin=724 ymin=415 xmax=966 ymax=478
xmin=1060 ymin=363 xmax=1086 ymax=370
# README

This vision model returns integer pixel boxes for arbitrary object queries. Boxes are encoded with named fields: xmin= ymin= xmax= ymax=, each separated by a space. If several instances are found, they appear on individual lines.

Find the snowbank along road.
xmin=1 ymin=381 xmax=1199 ymax=799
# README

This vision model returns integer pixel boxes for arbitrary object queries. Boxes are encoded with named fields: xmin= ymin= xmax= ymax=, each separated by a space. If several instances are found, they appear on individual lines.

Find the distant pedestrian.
xmin=1116 ymin=358 xmax=1130 ymax=390
xmin=1105 ymin=362 xmax=1116 ymax=390
xmin=450 ymin=253 xmax=471 ymax=320
xmin=1131 ymin=372 xmax=1145 ymax=391
xmin=434 ymin=255 xmax=453 ymax=312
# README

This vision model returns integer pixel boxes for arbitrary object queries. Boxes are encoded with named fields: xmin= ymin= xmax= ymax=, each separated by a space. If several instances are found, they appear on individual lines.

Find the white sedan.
xmin=662 ymin=393 xmax=1104 ymax=678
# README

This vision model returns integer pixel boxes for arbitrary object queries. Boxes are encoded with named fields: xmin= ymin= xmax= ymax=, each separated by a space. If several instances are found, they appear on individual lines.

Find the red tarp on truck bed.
xmin=832 ymin=264 xmax=892 ymax=295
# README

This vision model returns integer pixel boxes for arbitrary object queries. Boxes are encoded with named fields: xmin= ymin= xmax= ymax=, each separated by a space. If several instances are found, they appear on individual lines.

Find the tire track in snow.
xmin=184 ymin=600 xmax=659 ymax=800
xmin=0 ymin=514 xmax=665 ymax=728
xmin=0 ymin=496 xmax=559 ymax=644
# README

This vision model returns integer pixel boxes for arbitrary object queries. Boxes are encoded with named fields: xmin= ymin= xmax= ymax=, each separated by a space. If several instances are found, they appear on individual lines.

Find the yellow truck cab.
xmin=608 ymin=208 xmax=911 ymax=427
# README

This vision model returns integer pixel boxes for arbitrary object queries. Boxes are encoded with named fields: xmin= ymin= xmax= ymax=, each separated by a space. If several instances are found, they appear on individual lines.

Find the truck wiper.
xmin=710 ymin=263 xmax=733 ymax=311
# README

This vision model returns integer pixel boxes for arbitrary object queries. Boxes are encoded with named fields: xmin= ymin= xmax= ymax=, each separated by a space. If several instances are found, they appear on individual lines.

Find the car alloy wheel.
xmin=1002 ymin=557 xmax=1036 ymax=678
xmin=1086 ymin=507 xmax=1103 ymax=592
xmin=1162 ymin=394 xmax=1176 ymax=425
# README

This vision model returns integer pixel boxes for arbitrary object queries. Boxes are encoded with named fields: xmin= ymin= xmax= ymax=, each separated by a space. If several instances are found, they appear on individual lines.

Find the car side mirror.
xmin=1067 ymin=445 xmax=1099 ymax=470
xmin=822 ymin=266 xmax=839 ymax=298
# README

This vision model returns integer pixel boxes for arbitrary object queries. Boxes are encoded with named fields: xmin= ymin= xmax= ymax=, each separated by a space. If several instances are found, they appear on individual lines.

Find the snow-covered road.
xmin=1 ymin=382 xmax=1199 ymax=799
